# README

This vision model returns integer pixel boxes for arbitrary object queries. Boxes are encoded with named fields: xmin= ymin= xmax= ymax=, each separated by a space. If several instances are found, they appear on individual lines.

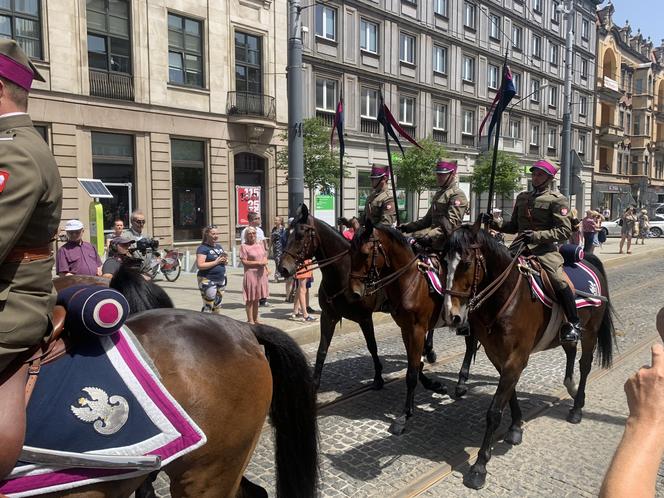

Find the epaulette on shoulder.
xmin=549 ymin=190 xmax=563 ymax=198
xmin=0 ymin=129 xmax=16 ymax=141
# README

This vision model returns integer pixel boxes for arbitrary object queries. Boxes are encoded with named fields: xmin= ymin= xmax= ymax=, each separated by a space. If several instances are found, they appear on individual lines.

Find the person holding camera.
xmin=196 ymin=225 xmax=228 ymax=314
xmin=101 ymin=236 xmax=138 ymax=278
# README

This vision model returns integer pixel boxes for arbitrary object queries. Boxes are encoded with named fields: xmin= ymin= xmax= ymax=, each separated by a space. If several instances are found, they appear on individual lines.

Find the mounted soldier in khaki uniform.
xmin=361 ymin=165 xmax=396 ymax=227
xmin=487 ymin=159 xmax=580 ymax=343
xmin=0 ymin=40 xmax=62 ymax=478
xmin=399 ymin=160 xmax=468 ymax=250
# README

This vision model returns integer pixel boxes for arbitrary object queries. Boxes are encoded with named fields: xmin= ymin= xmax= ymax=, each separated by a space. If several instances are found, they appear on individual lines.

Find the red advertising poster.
xmin=236 ymin=186 xmax=262 ymax=226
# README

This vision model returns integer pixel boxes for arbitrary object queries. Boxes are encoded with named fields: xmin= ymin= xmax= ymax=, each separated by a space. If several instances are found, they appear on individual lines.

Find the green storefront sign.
xmin=315 ymin=195 xmax=334 ymax=211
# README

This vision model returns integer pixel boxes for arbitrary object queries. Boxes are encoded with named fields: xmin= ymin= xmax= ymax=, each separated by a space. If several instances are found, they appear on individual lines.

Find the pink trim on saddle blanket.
xmin=422 ymin=257 xmax=445 ymax=296
xmin=0 ymin=328 xmax=206 ymax=497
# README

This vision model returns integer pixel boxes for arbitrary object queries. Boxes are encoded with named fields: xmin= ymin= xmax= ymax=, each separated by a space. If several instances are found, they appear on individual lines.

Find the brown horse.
xmin=278 ymin=205 xmax=437 ymax=391
xmin=33 ymin=269 xmax=318 ymax=498
xmin=347 ymin=221 xmax=466 ymax=435
xmin=441 ymin=223 xmax=615 ymax=489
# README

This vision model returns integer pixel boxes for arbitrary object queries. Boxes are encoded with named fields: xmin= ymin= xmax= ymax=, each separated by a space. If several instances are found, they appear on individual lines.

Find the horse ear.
xmin=471 ymin=216 xmax=482 ymax=234
xmin=299 ymin=203 xmax=309 ymax=220
xmin=365 ymin=218 xmax=374 ymax=232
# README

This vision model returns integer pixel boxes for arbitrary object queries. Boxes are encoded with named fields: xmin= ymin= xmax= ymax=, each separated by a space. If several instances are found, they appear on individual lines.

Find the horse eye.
xmin=459 ymin=261 xmax=470 ymax=271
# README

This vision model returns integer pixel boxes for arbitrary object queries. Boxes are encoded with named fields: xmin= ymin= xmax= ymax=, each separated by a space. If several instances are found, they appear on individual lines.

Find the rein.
xmin=465 ymin=245 xmax=524 ymax=313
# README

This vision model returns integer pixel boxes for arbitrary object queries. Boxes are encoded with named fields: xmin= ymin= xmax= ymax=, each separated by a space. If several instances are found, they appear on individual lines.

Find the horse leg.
xmin=358 ymin=318 xmax=385 ymax=390
xmin=312 ymin=310 xmax=338 ymax=391
xmin=236 ymin=476 xmax=268 ymax=498
xmin=562 ymin=343 xmax=578 ymax=399
xmin=567 ymin=344 xmax=594 ymax=424
xmin=503 ymin=389 xmax=523 ymax=445
xmin=389 ymin=326 xmax=427 ymax=436
xmin=455 ymin=334 xmax=478 ymax=398
xmin=423 ymin=329 xmax=437 ymax=364
xmin=465 ymin=364 xmax=522 ymax=490
xmin=418 ymin=361 xmax=447 ymax=395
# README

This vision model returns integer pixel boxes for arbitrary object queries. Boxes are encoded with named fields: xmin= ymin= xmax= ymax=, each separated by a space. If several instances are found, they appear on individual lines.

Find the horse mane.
xmin=352 ymin=223 xmax=412 ymax=252
xmin=445 ymin=225 xmax=513 ymax=267
xmin=110 ymin=264 xmax=174 ymax=313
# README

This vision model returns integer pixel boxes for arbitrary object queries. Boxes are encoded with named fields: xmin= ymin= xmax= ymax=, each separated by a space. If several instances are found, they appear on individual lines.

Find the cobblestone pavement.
xmin=239 ymin=253 xmax=664 ymax=497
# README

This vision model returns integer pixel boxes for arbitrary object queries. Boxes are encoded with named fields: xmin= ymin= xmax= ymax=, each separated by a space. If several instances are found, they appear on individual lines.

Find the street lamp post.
xmin=287 ymin=0 xmax=305 ymax=217
xmin=560 ymin=0 xmax=574 ymax=197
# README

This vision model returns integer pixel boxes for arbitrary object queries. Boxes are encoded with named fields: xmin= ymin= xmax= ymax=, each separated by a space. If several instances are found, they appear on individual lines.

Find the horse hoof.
xmin=425 ymin=350 xmax=437 ymax=364
xmin=504 ymin=427 xmax=523 ymax=445
xmin=433 ymin=382 xmax=448 ymax=395
xmin=371 ymin=377 xmax=385 ymax=390
xmin=567 ymin=409 xmax=582 ymax=424
xmin=455 ymin=385 xmax=468 ymax=398
xmin=464 ymin=467 xmax=487 ymax=490
xmin=388 ymin=417 xmax=407 ymax=435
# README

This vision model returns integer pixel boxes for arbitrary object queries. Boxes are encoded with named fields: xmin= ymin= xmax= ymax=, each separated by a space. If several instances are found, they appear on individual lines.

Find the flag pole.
xmin=339 ymin=95 xmax=344 ymax=228
xmin=381 ymin=88 xmax=401 ymax=226
xmin=485 ymin=50 xmax=509 ymax=228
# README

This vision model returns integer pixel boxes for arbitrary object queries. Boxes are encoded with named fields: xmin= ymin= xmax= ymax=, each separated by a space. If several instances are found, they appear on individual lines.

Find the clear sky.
xmin=604 ymin=0 xmax=663 ymax=45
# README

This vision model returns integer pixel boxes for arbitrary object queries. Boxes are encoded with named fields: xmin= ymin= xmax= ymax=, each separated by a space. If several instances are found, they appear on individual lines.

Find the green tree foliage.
xmin=392 ymin=137 xmax=448 ymax=206
xmin=471 ymin=151 xmax=523 ymax=197
xmin=277 ymin=117 xmax=350 ymax=195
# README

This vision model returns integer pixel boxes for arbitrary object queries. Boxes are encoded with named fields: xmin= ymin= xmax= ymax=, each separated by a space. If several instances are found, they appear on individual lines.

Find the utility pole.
xmin=287 ymin=0 xmax=305 ymax=216
xmin=560 ymin=0 xmax=574 ymax=197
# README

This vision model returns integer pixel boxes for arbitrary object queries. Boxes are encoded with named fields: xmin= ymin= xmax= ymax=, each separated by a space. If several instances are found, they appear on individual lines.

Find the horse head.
xmin=279 ymin=203 xmax=319 ymax=278
xmin=441 ymin=225 xmax=490 ymax=327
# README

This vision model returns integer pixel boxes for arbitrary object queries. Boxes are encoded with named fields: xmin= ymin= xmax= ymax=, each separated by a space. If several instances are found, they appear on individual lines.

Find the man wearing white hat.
xmin=55 ymin=219 xmax=102 ymax=277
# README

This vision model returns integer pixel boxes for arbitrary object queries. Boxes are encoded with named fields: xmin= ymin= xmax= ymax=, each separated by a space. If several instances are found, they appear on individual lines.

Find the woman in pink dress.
xmin=240 ymin=227 xmax=270 ymax=324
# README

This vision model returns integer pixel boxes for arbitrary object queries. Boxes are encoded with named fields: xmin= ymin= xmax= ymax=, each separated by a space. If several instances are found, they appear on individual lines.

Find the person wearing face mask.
xmin=484 ymin=159 xmax=578 ymax=343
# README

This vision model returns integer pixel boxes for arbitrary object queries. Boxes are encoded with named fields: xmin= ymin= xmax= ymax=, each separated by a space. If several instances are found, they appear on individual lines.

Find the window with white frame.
xmin=531 ymin=79 xmax=541 ymax=102
xmin=400 ymin=32 xmax=415 ymax=64
xmin=581 ymin=18 xmax=589 ymax=40
xmin=579 ymin=95 xmax=588 ymax=116
xmin=578 ymin=133 xmax=586 ymax=155
xmin=549 ymin=85 xmax=558 ymax=107
xmin=462 ymin=55 xmax=475 ymax=82
xmin=512 ymin=25 xmax=522 ymax=50
xmin=433 ymin=102 xmax=447 ymax=130
xmin=315 ymin=4 xmax=336 ymax=40
xmin=489 ymin=14 xmax=500 ymax=40
xmin=532 ymin=34 xmax=542 ymax=58
xmin=462 ymin=108 xmax=475 ymax=134
xmin=509 ymin=118 xmax=521 ymax=139
xmin=533 ymin=0 xmax=542 ymax=13
xmin=488 ymin=64 xmax=499 ymax=89
xmin=433 ymin=45 xmax=447 ymax=74
xmin=315 ymin=78 xmax=337 ymax=112
xmin=548 ymin=127 xmax=557 ymax=149
xmin=399 ymin=95 xmax=415 ymax=125
xmin=549 ymin=43 xmax=559 ymax=65
xmin=360 ymin=19 xmax=378 ymax=53
xmin=434 ymin=0 xmax=448 ymax=16
xmin=361 ymin=87 xmax=378 ymax=118
xmin=580 ymin=58 xmax=588 ymax=79
xmin=552 ymin=0 xmax=560 ymax=23
xmin=464 ymin=2 xmax=476 ymax=29
xmin=513 ymin=72 xmax=521 ymax=95
xmin=530 ymin=123 xmax=540 ymax=145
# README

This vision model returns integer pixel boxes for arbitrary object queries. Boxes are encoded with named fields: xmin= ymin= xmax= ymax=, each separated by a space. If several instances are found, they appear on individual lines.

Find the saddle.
xmin=518 ymin=256 xmax=575 ymax=303
xmin=416 ymin=253 xmax=446 ymax=296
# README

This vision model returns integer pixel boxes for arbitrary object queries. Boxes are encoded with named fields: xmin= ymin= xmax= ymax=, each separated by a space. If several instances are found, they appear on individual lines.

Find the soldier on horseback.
xmin=485 ymin=159 xmax=580 ymax=343
xmin=0 ymin=40 xmax=61 ymax=478
xmin=362 ymin=164 xmax=397 ymax=227
xmin=399 ymin=160 xmax=468 ymax=250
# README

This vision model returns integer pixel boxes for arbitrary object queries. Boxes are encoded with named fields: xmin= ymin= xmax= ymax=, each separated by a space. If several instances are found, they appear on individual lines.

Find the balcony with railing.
xmin=598 ymin=123 xmax=624 ymax=143
xmin=432 ymin=129 xmax=448 ymax=143
xmin=89 ymin=69 xmax=134 ymax=101
xmin=315 ymin=110 xmax=335 ymax=127
xmin=461 ymin=134 xmax=476 ymax=147
xmin=361 ymin=117 xmax=380 ymax=134
xmin=400 ymin=124 xmax=416 ymax=139
xmin=227 ymin=92 xmax=276 ymax=126
xmin=597 ymin=75 xmax=622 ymax=101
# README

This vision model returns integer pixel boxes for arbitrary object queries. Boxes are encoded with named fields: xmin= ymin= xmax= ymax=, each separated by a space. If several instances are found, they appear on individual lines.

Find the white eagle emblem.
xmin=588 ymin=280 xmax=598 ymax=296
xmin=70 ymin=387 xmax=129 ymax=435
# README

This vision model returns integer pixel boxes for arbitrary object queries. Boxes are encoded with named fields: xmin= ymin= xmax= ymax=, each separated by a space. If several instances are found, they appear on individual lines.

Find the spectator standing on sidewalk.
xmin=241 ymin=212 xmax=269 ymax=307
xmin=240 ymin=227 xmax=269 ymax=324
xmin=581 ymin=210 xmax=598 ymax=254
xmin=101 ymin=236 xmax=136 ymax=278
xmin=269 ymin=216 xmax=286 ymax=282
xmin=104 ymin=218 xmax=125 ymax=257
xmin=291 ymin=259 xmax=317 ymax=322
xmin=196 ymin=225 xmax=228 ymax=314
xmin=618 ymin=207 xmax=637 ymax=254
xmin=56 ymin=220 xmax=102 ymax=276
xmin=636 ymin=209 xmax=650 ymax=245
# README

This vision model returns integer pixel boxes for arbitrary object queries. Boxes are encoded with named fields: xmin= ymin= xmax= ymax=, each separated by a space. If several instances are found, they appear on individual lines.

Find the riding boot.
xmin=556 ymin=286 xmax=581 ymax=343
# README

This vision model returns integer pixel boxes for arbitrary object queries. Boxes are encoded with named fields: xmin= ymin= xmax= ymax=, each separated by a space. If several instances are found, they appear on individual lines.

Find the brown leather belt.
xmin=5 ymin=245 xmax=52 ymax=263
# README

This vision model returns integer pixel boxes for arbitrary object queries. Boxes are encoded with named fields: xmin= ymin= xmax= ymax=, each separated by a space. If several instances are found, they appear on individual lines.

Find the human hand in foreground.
xmin=624 ymin=343 xmax=664 ymax=430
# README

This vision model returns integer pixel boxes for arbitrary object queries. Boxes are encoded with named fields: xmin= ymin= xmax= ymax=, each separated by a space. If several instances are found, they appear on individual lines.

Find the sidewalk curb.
xmin=601 ymin=245 xmax=664 ymax=269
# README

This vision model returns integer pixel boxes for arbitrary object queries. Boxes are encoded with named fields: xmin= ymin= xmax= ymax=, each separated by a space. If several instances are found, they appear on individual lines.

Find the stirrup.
xmin=560 ymin=322 xmax=581 ymax=343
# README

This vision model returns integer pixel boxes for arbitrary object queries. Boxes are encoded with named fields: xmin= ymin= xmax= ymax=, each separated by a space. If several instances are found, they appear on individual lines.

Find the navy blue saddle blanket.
xmin=0 ymin=327 xmax=206 ymax=498
xmin=526 ymin=260 xmax=603 ymax=308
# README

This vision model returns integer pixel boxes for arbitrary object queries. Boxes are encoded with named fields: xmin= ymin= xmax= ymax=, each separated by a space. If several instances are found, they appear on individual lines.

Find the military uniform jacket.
xmin=362 ymin=184 xmax=396 ymax=226
xmin=498 ymin=187 xmax=571 ymax=257
xmin=402 ymin=184 xmax=468 ymax=241
xmin=0 ymin=114 xmax=62 ymax=367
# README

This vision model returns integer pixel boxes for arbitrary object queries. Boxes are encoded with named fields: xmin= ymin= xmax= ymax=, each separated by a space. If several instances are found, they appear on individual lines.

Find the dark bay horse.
xmin=42 ymin=269 xmax=318 ymax=498
xmin=347 ymin=221 xmax=477 ymax=435
xmin=442 ymin=224 xmax=615 ymax=489
xmin=278 ymin=205 xmax=436 ymax=391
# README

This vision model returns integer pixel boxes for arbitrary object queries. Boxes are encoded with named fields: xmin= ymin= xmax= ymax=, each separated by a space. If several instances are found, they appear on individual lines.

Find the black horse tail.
xmin=253 ymin=325 xmax=319 ymax=498
xmin=582 ymin=253 xmax=616 ymax=368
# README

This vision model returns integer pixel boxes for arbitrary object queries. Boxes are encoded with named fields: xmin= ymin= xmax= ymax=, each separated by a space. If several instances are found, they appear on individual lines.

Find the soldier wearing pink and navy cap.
xmin=488 ymin=159 xmax=579 ymax=343
xmin=361 ymin=164 xmax=397 ymax=226
xmin=399 ymin=160 xmax=468 ymax=249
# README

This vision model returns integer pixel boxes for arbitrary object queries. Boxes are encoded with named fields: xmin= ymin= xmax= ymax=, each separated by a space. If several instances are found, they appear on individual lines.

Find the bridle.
xmin=282 ymin=220 xmax=349 ymax=274
xmin=350 ymin=233 xmax=419 ymax=296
